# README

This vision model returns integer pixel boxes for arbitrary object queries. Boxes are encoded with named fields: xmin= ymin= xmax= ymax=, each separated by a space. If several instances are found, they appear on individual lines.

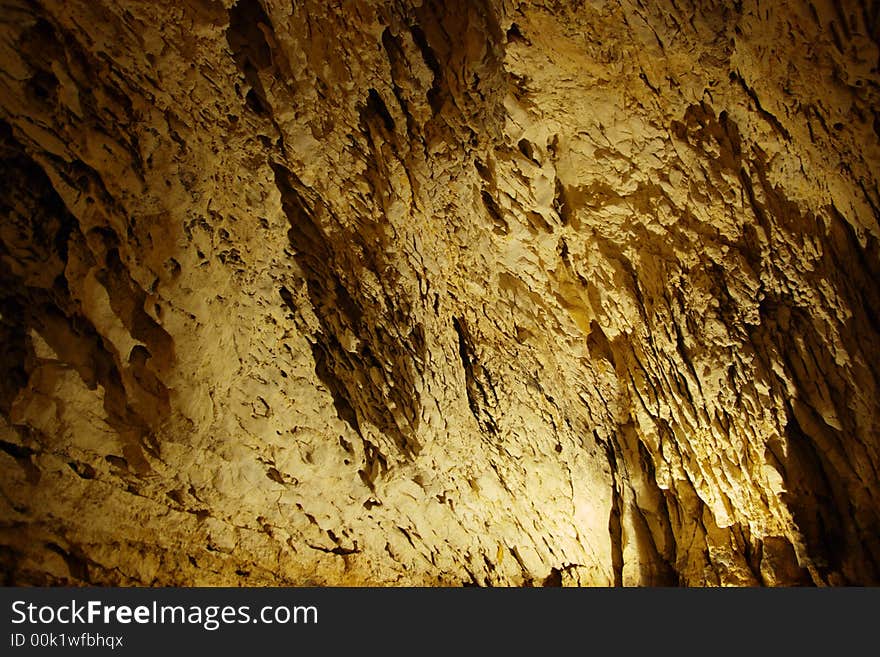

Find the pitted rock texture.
xmin=1 ymin=0 xmax=879 ymax=586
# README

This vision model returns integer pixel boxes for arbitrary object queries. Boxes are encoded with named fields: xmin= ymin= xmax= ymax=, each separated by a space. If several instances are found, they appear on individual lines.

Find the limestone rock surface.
xmin=1 ymin=0 xmax=879 ymax=586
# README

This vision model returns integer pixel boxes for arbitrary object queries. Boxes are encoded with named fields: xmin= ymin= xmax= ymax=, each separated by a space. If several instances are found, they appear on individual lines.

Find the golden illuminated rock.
xmin=1 ymin=0 xmax=878 ymax=586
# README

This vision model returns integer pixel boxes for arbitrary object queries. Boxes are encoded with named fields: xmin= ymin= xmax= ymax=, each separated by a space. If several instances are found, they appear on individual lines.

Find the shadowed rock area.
xmin=1 ymin=0 xmax=879 ymax=586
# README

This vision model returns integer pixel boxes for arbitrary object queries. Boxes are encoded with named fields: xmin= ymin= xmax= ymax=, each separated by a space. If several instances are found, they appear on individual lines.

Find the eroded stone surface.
xmin=1 ymin=0 xmax=878 ymax=586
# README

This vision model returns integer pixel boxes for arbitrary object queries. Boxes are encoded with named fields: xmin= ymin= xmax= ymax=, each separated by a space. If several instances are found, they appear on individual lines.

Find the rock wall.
xmin=1 ymin=0 xmax=879 ymax=586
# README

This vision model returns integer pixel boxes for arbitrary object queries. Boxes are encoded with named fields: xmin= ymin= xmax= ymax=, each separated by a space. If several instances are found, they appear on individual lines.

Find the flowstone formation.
xmin=1 ymin=0 xmax=879 ymax=586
